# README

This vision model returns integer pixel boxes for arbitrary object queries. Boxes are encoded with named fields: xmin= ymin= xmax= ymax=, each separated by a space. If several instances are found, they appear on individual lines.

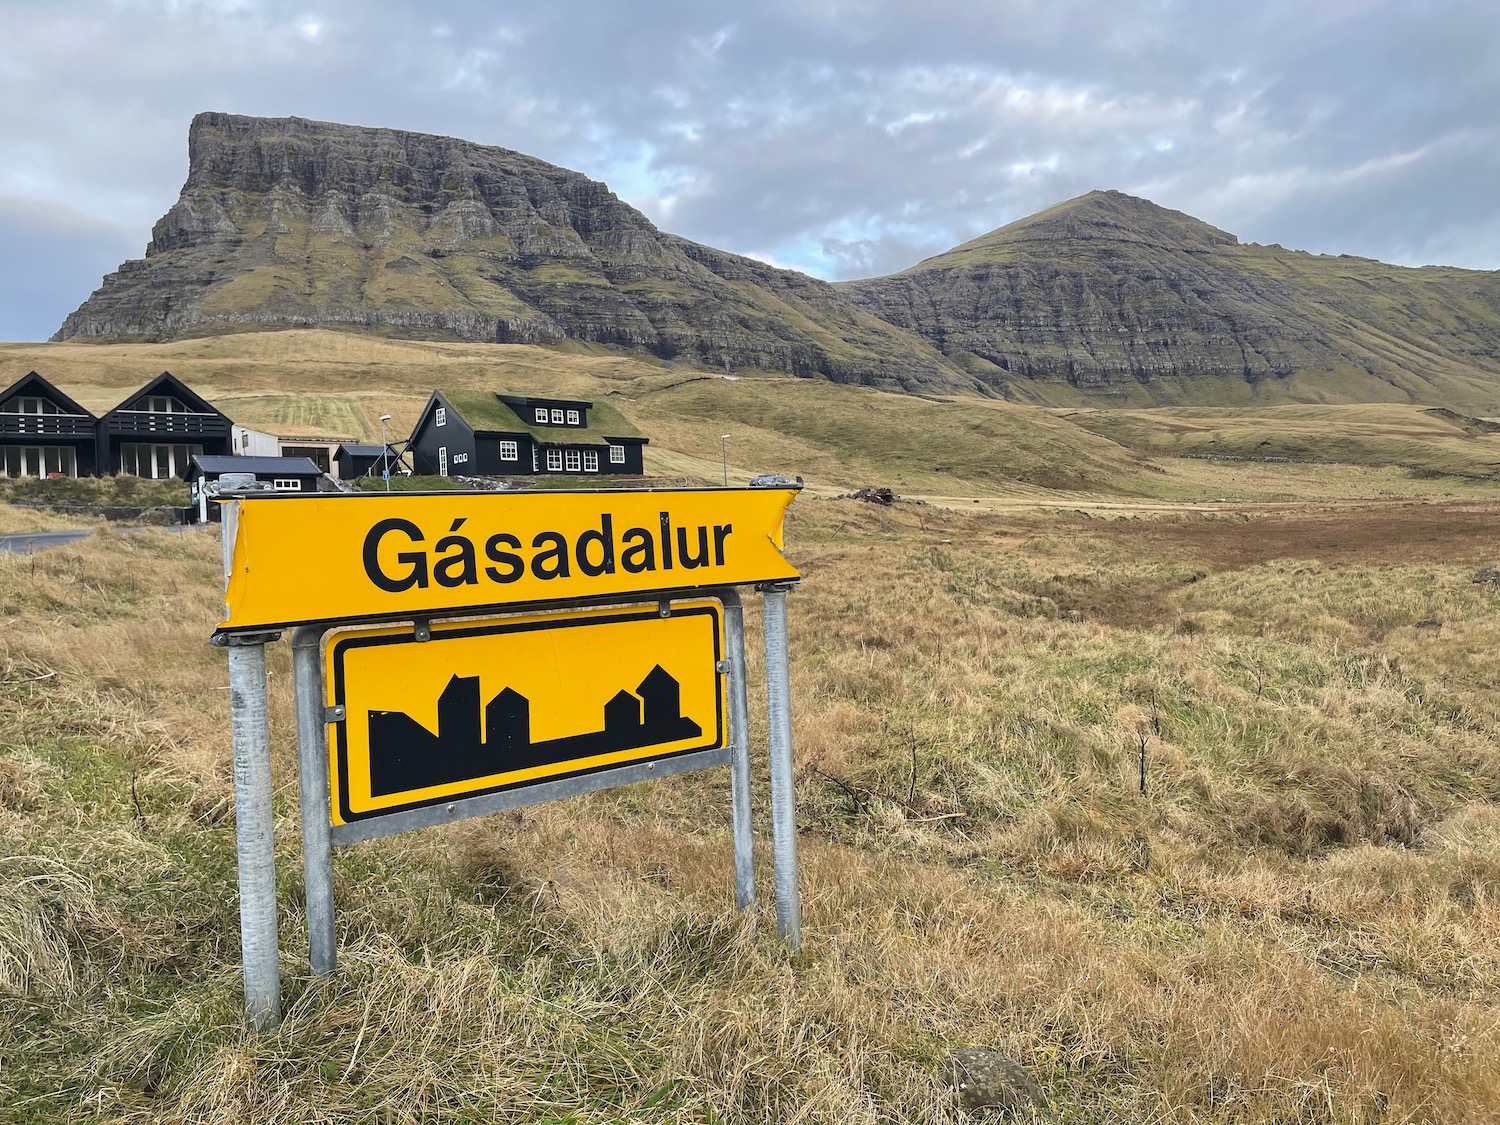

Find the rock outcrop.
xmin=55 ymin=113 xmax=974 ymax=394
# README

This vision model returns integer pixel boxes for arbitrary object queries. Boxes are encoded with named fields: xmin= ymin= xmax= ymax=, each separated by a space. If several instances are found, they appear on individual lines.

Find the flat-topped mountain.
xmin=54 ymin=113 xmax=971 ymax=393
xmin=55 ymin=116 xmax=1500 ymax=411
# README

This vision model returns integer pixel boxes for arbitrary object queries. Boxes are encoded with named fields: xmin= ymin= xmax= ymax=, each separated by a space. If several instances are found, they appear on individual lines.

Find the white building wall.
xmin=231 ymin=426 xmax=280 ymax=456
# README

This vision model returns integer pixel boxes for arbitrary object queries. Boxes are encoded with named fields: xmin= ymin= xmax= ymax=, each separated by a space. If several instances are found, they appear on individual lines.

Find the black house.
xmin=97 ymin=372 xmax=233 ymax=479
xmin=406 ymin=390 xmax=648 ymax=478
xmin=0 ymin=371 xmax=99 ymax=478
xmin=335 ymin=442 xmax=405 ymax=480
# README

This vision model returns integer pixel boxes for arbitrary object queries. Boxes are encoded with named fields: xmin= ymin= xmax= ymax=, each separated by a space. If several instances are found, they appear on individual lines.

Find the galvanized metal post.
xmin=226 ymin=636 xmax=282 ymax=1028
xmin=292 ymin=626 xmax=336 ymax=978
xmin=720 ymin=590 xmax=756 ymax=917
xmin=760 ymin=582 xmax=801 ymax=948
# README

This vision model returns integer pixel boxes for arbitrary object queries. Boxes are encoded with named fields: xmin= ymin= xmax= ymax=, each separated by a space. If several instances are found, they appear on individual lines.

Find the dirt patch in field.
xmin=1076 ymin=500 xmax=1500 ymax=571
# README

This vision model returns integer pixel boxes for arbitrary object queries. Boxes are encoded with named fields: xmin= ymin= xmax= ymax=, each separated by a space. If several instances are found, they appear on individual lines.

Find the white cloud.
xmin=0 ymin=0 xmax=1497 ymax=338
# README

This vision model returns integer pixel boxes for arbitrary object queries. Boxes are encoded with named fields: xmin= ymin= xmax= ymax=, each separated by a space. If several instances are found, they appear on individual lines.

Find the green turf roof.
xmin=436 ymin=389 xmax=646 ymax=446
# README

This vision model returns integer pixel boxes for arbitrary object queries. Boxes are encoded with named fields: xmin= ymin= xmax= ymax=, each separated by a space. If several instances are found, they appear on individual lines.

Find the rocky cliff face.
xmin=55 ymin=113 xmax=973 ymax=393
xmin=839 ymin=190 xmax=1500 ymax=404
xmin=57 ymin=117 xmax=1500 ymax=408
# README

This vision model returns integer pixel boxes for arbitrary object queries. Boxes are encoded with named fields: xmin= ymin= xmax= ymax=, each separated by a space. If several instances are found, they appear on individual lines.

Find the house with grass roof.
xmin=406 ymin=391 xmax=648 ymax=479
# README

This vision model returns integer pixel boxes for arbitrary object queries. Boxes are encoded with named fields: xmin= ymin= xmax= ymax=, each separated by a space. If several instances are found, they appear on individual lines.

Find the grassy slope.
xmin=5 ymin=502 xmax=1500 ymax=1121
xmin=1060 ymin=403 xmax=1500 ymax=477
xmin=9 ymin=331 xmax=1500 ymax=510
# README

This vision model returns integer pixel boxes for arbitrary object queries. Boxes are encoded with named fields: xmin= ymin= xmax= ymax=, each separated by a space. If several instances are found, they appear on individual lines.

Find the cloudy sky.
xmin=2 ymin=0 xmax=1497 ymax=341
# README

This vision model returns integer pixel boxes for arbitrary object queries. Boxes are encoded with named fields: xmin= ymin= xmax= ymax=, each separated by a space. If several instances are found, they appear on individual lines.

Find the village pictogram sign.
xmin=325 ymin=602 xmax=725 ymax=828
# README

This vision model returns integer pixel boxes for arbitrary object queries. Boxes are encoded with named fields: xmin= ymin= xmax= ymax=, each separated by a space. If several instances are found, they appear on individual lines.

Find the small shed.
xmin=188 ymin=455 xmax=328 ymax=493
xmin=335 ymin=442 xmax=403 ymax=480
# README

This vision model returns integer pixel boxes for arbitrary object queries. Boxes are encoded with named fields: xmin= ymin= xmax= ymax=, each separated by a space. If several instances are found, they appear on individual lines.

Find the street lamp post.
xmin=379 ymin=414 xmax=392 ymax=492
xmin=721 ymin=434 xmax=731 ymax=487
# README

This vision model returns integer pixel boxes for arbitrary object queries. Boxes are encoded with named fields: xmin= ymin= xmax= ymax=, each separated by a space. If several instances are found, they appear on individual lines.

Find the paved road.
xmin=0 ymin=524 xmax=204 ymax=555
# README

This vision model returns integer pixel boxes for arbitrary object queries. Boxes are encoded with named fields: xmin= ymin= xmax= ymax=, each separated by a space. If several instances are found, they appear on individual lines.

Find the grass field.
xmin=4 ymin=332 xmax=1500 ymax=1121
xmin=6 ymin=331 xmax=1500 ymax=519
xmin=4 ymin=495 xmax=1500 ymax=1122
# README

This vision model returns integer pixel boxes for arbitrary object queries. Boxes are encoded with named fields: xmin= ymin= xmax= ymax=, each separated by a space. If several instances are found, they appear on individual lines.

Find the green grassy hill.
xmin=10 ymin=331 xmax=1500 ymax=508
xmin=1058 ymin=403 xmax=1500 ymax=477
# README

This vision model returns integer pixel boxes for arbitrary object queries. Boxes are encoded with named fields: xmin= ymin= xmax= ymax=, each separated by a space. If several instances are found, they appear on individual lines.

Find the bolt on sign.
xmin=214 ymin=484 xmax=805 ymax=1031
xmin=326 ymin=602 xmax=726 ymax=841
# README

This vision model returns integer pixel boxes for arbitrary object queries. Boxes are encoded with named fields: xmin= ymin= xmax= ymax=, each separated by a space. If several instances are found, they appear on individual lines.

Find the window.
xmin=545 ymin=448 xmax=563 ymax=472
xmin=583 ymin=450 xmax=598 ymax=472
xmin=435 ymin=406 xmax=446 ymax=427
xmin=566 ymin=410 xmax=579 ymax=425
xmin=564 ymin=449 xmax=581 ymax=472
xmin=609 ymin=444 xmax=625 ymax=464
xmin=1 ymin=396 xmax=59 ymax=415
xmin=119 ymin=442 xmax=201 ymax=479
xmin=546 ymin=409 xmax=560 ymax=424
xmin=2 ymin=446 xmax=77 ymax=478
xmin=438 ymin=446 xmax=448 ymax=476
xmin=535 ymin=407 xmax=548 ymax=423
xmin=499 ymin=440 xmax=518 ymax=461
xmin=532 ymin=445 xmax=538 ymax=472
xmin=130 ymin=395 xmax=186 ymax=414
xmin=281 ymin=445 xmax=330 ymax=473
xmin=272 ymin=478 xmax=301 ymax=491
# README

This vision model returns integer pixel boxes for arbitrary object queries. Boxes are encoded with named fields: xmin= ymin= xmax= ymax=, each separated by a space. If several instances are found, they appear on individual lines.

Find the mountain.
xmin=840 ymin=190 xmax=1500 ymax=409
xmin=53 ymin=113 xmax=974 ymax=394
xmin=55 ymin=116 xmax=1500 ymax=411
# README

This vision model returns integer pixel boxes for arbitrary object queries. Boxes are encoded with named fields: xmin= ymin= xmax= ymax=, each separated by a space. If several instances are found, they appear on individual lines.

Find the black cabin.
xmin=335 ymin=442 xmax=405 ymax=480
xmin=97 ymin=372 xmax=233 ymax=479
xmin=0 ymin=371 xmax=99 ymax=478
xmin=405 ymin=390 xmax=648 ymax=478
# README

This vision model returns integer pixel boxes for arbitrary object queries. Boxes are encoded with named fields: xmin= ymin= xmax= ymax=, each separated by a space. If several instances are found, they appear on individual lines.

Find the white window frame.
xmin=499 ymin=440 xmax=518 ymax=461
xmin=119 ymin=441 xmax=202 ymax=479
xmin=435 ymin=406 xmax=446 ymax=427
xmin=272 ymin=478 xmax=301 ymax=492
xmin=566 ymin=409 xmax=580 ymax=425
xmin=564 ymin=449 xmax=581 ymax=472
xmin=2 ymin=396 xmax=59 ymax=415
xmin=583 ymin=449 xmax=598 ymax=472
xmin=551 ymin=409 xmax=565 ymax=424
xmin=535 ymin=407 xmax=548 ymax=423
xmin=609 ymin=444 xmax=625 ymax=464
xmin=438 ymin=446 xmax=448 ymax=476
xmin=2 ymin=445 xmax=78 ymax=479
xmin=545 ymin=448 xmax=563 ymax=472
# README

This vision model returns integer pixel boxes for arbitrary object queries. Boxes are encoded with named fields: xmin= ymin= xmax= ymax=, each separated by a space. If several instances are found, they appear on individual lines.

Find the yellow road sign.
xmin=218 ymin=487 xmax=799 ymax=633
xmin=325 ymin=600 xmax=725 ymax=826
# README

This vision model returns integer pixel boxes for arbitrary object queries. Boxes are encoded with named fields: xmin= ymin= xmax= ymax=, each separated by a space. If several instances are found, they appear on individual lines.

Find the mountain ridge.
xmin=54 ymin=114 xmax=1500 ymax=412
xmin=841 ymin=190 xmax=1500 ymax=409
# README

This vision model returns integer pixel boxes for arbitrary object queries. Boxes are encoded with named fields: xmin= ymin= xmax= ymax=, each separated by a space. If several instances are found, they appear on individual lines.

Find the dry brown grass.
xmin=3 ymin=492 xmax=1500 ymax=1122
